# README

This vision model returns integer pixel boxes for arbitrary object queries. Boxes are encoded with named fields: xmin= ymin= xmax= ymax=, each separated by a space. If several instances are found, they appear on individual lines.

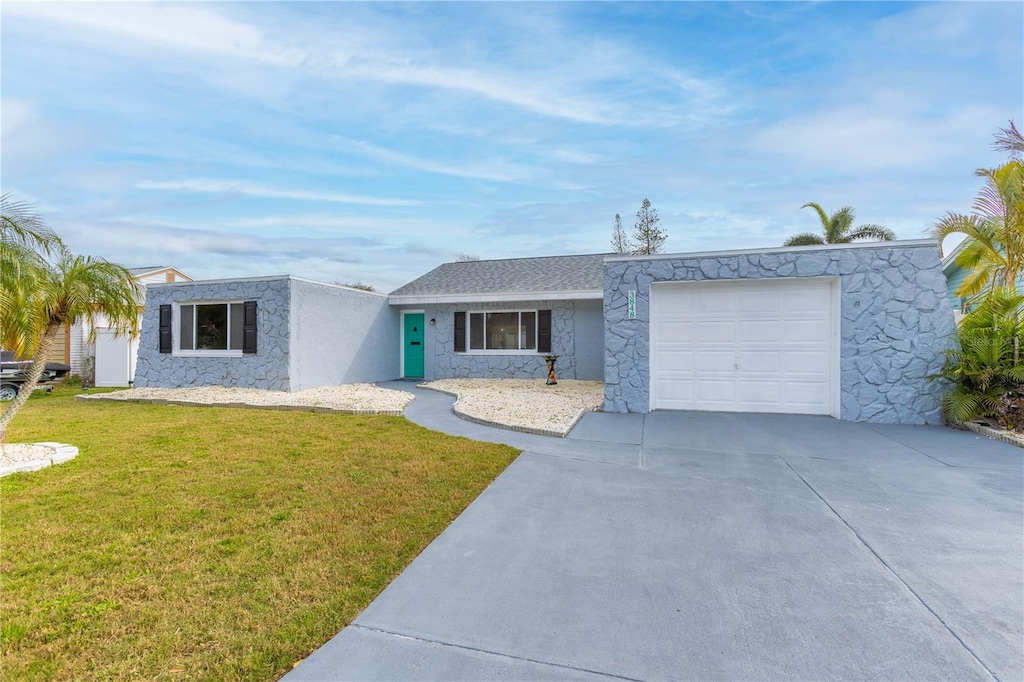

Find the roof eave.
xmin=604 ymin=239 xmax=940 ymax=263
xmin=389 ymin=289 xmax=603 ymax=305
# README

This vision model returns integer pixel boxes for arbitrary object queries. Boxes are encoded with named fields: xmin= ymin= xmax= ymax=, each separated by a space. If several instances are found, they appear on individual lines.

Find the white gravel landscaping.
xmin=79 ymin=384 xmax=415 ymax=414
xmin=422 ymin=378 xmax=605 ymax=436
xmin=65 ymin=379 xmax=604 ymax=437
xmin=1 ymin=442 xmax=79 ymax=477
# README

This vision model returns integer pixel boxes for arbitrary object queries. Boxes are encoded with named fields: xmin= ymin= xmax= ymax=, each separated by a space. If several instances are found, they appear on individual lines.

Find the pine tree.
xmin=632 ymin=198 xmax=666 ymax=255
xmin=610 ymin=213 xmax=632 ymax=254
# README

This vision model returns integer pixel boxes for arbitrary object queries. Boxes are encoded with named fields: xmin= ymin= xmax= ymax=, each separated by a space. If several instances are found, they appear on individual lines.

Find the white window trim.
xmin=461 ymin=309 xmax=543 ymax=355
xmin=173 ymin=300 xmax=246 ymax=357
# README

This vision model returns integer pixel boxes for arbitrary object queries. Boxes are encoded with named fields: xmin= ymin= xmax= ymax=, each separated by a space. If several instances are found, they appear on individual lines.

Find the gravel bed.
xmin=1 ymin=443 xmax=57 ymax=467
xmin=83 ymin=384 xmax=414 ymax=413
xmin=1 ymin=442 xmax=79 ymax=477
xmin=422 ymin=378 xmax=604 ymax=436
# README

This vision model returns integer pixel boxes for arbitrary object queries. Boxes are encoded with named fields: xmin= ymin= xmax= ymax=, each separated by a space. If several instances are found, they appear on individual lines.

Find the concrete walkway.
xmin=287 ymin=384 xmax=1023 ymax=681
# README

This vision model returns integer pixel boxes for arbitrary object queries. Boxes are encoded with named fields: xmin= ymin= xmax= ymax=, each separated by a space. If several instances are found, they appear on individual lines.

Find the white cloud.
xmin=5 ymin=2 xmax=303 ymax=67
xmin=334 ymin=138 xmax=533 ymax=183
xmin=6 ymin=2 xmax=724 ymax=129
xmin=753 ymin=100 xmax=1003 ymax=172
xmin=341 ymin=60 xmax=613 ymax=125
xmin=1 ymin=98 xmax=35 ymax=135
xmin=135 ymin=179 xmax=420 ymax=207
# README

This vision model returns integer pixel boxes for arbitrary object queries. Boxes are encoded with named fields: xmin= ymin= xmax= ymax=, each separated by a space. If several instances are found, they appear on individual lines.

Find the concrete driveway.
xmin=287 ymin=390 xmax=1023 ymax=681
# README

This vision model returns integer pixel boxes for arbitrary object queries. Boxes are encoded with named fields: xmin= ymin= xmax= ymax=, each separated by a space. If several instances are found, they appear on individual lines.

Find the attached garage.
xmin=603 ymin=241 xmax=957 ymax=425
xmin=649 ymin=278 xmax=838 ymax=416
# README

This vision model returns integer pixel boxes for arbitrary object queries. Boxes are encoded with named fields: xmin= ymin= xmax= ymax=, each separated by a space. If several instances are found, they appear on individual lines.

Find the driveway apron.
xmin=286 ymin=385 xmax=1023 ymax=681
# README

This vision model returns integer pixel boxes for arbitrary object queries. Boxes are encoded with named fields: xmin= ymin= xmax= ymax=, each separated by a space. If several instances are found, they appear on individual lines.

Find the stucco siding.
xmin=288 ymin=280 xmax=398 ymax=390
xmin=572 ymin=299 xmax=605 ymax=380
xmin=604 ymin=242 xmax=956 ymax=425
xmin=135 ymin=278 xmax=292 ymax=391
xmin=401 ymin=299 xmax=598 ymax=381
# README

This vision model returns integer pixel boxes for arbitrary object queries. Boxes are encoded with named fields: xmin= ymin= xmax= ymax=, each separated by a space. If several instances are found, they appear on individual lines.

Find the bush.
xmin=932 ymin=287 xmax=1024 ymax=428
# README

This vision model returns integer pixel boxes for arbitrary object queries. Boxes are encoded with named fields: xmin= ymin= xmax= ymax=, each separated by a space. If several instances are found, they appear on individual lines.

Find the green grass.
xmin=1 ymin=387 xmax=518 ymax=680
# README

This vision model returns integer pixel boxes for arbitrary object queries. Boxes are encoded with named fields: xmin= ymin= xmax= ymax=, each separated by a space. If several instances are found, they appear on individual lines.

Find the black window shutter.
xmin=159 ymin=304 xmax=172 ymax=353
xmin=453 ymin=312 xmax=466 ymax=352
xmin=243 ymin=300 xmax=258 ymax=354
xmin=537 ymin=310 xmax=552 ymax=353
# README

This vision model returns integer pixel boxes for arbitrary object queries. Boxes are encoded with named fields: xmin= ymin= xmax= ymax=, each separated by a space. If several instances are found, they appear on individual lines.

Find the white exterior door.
xmin=94 ymin=328 xmax=131 ymax=387
xmin=650 ymin=278 xmax=838 ymax=416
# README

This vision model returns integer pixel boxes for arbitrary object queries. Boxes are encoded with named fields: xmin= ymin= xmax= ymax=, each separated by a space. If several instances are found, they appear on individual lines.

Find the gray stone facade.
xmin=400 ymin=299 xmax=604 ymax=381
xmin=604 ymin=242 xmax=956 ymax=424
xmin=136 ymin=277 xmax=292 ymax=391
xmin=136 ymin=277 xmax=397 ymax=391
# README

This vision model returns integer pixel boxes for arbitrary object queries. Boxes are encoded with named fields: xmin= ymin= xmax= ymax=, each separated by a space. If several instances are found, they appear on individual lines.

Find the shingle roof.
xmin=389 ymin=254 xmax=608 ymax=299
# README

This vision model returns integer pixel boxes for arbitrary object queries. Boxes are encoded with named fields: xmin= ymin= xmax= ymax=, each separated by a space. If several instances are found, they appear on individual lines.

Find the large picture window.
xmin=467 ymin=311 xmax=537 ymax=351
xmin=179 ymin=303 xmax=245 ymax=351
xmin=452 ymin=309 xmax=550 ymax=353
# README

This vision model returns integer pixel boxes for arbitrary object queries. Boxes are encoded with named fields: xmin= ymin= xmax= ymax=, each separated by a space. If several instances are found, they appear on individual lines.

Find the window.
xmin=169 ymin=301 xmax=257 ymax=354
xmin=456 ymin=310 xmax=546 ymax=352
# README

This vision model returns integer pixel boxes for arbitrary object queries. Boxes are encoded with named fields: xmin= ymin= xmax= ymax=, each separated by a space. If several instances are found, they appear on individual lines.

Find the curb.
xmin=955 ymin=421 xmax=1024 ymax=449
xmin=74 ymin=393 xmax=407 ymax=417
xmin=0 ymin=442 xmax=79 ymax=478
xmin=417 ymin=384 xmax=588 ymax=439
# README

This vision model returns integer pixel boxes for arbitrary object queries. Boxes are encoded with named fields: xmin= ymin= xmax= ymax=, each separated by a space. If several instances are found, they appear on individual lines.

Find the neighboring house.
xmin=942 ymin=239 xmax=1024 ymax=322
xmin=135 ymin=240 xmax=955 ymax=425
xmin=46 ymin=266 xmax=192 ymax=386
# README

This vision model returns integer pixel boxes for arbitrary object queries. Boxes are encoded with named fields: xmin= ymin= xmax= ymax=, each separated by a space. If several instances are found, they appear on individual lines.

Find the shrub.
xmin=933 ymin=287 xmax=1024 ymax=428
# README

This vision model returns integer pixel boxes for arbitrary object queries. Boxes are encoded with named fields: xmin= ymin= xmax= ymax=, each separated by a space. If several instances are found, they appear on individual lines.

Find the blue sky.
xmin=2 ymin=1 xmax=1021 ymax=292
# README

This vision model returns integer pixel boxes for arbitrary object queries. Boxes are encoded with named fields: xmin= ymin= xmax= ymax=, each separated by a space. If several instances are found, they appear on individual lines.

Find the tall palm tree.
xmin=784 ymin=203 xmax=896 ymax=247
xmin=1 ymin=194 xmax=64 ymax=358
xmin=932 ymin=160 xmax=1024 ymax=299
xmin=0 ymin=242 xmax=141 ymax=439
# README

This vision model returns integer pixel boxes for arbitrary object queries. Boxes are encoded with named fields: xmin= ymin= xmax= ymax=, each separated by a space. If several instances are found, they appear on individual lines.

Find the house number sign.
xmin=627 ymin=290 xmax=636 ymax=320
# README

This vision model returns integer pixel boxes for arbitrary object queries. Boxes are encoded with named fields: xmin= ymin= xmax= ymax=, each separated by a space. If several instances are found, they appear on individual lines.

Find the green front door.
xmin=403 ymin=313 xmax=425 ymax=378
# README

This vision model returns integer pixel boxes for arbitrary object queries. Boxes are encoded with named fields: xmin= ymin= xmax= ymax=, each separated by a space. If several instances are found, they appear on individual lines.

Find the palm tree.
xmin=993 ymin=120 xmax=1023 ymax=161
xmin=1 ymin=194 xmax=64 ymax=358
xmin=0 ymin=241 xmax=141 ymax=440
xmin=932 ymin=160 xmax=1024 ymax=299
xmin=784 ymin=203 xmax=896 ymax=247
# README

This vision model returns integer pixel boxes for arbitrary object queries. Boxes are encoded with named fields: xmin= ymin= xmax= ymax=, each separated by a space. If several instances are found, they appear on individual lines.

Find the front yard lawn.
xmin=1 ymin=388 xmax=518 ymax=680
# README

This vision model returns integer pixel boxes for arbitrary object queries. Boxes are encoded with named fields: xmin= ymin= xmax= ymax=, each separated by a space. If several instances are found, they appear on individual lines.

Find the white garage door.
xmin=650 ymin=278 xmax=837 ymax=415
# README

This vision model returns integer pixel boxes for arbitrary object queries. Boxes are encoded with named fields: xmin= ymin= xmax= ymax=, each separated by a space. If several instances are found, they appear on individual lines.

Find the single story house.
xmin=135 ymin=240 xmax=956 ymax=424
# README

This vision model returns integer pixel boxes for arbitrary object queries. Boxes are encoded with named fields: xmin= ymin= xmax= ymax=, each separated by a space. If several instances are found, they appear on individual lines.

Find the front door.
xmin=403 ymin=313 xmax=425 ymax=378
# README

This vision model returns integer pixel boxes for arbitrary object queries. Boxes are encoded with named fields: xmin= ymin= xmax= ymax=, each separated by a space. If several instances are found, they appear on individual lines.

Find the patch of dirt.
xmin=985 ymin=390 xmax=1024 ymax=433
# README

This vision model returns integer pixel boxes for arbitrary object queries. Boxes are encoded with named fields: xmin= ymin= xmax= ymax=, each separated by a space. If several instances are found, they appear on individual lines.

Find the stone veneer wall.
xmin=407 ymin=300 xmax=596 ymax=380
xmin=135 ymin=278 xmax=292 ymax=391
xmin=603 ymin=243 xmax=956 ymax=424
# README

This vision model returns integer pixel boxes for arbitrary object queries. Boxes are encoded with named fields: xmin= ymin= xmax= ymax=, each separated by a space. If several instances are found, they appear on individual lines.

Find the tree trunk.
xmin=0 ymin=323 xmax=60 ymax=442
